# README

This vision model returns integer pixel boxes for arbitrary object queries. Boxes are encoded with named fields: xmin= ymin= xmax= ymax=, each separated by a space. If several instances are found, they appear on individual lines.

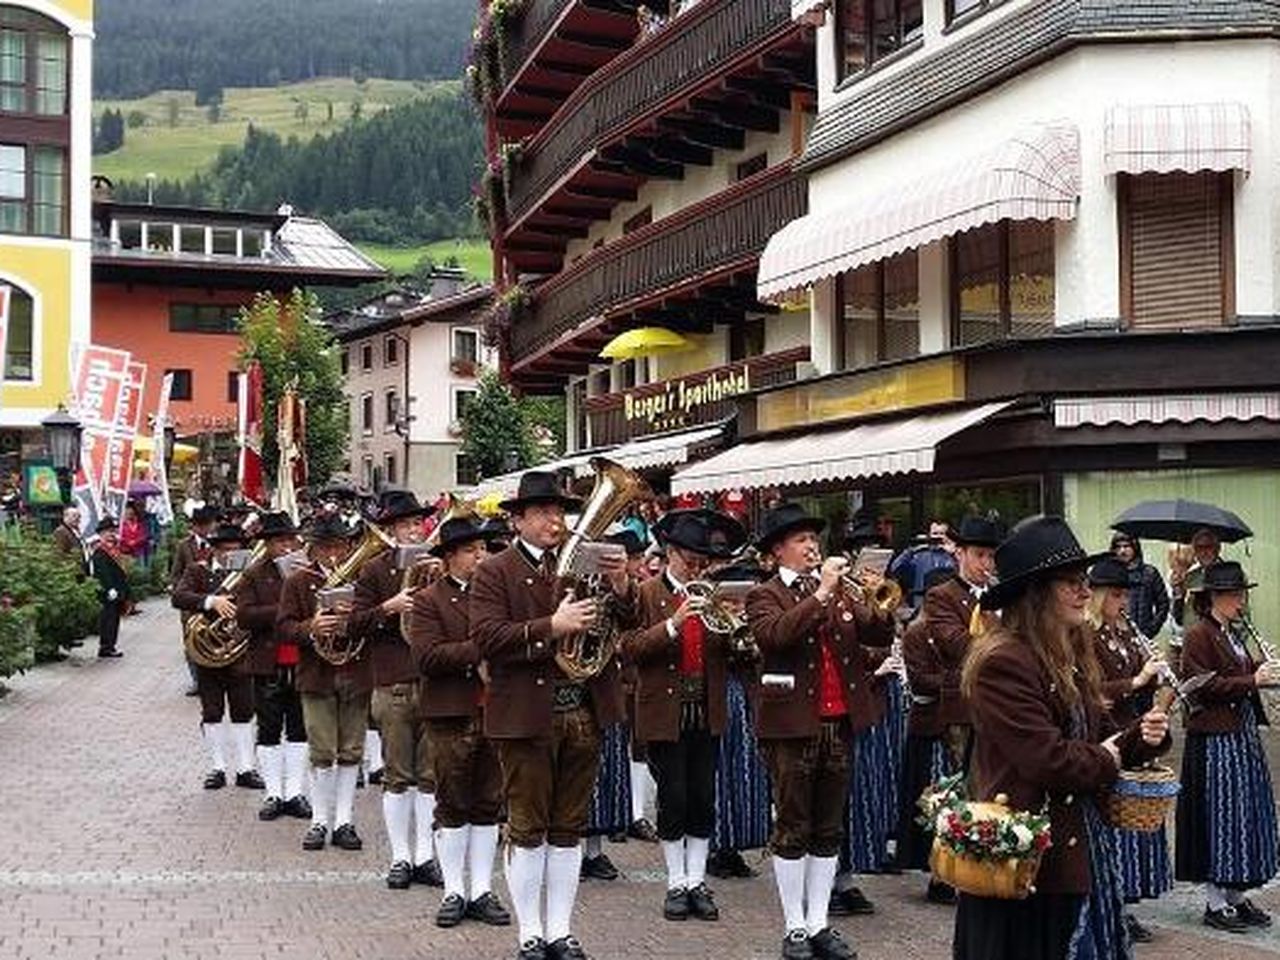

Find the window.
xmin=838 ymin=0 xmax=923 ymax=81
xmin=362 ymin=455 xmax=374 ymax=489
xmin=0 ymin=142 xmax=65 ymax=236
xmin=0 ymin=10 xmax=68 ymax=116
xmin=617 ymin=359 xmax=637 ymax=390
xmin=623 ymin=207 xmax=653 ymax=235
xmin=736 ymin=153 xmax=768 ymax=182
xmin=383 ymin=453 xmax=397 ymax=487
xmin=1120 ymin=172 xmax=1233 ymax=330
xmin=4 ymin=284 xmax=33 ymax=380
xmin=339 ymin=349 xmax=349 ymax=376
xmin=169 ymin=303 xmax=241 ymax=334
xmin=730 ymin=318 xmax=766 ymax=361
xmin=946 ymin=0 xmax=993 ymax=24
xmin=360 ymin=342 xmax=373 ymax=371
xmin=226 ymin=371 xmax=240 ymax=403
xmin=384 ymin=389 xmax=400 ymax=430
xmin=841 ymin=249 xmax=920 ymax=367
xmin=952 ymin=220 xmax=1055 ymax=346
xmin=570 ymin=379 xmax=588 ymax=451
xmin=452 ymin=328 xmax=479 ymax=365
xmin=454 ymin=388 xmax=477 ymax=421
xmin=456 ymin=453 xmax=479 ymax=487
xmin=360 ymin=393 xmax=374 ymax=433
xmin=167 ymin=369 xmax=193 ymax=401
xmin=384 ymin=335 xmax=399 ymax=366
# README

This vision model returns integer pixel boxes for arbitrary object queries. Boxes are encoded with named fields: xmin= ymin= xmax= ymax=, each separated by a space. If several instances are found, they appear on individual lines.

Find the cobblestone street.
xmin=0 ymin=601 xmax=1277 ymax=960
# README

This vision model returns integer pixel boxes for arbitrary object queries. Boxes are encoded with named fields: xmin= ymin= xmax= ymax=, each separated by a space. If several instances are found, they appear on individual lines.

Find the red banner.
xmin=69 ymin=344 xmax=133 ymax=520
xmin=103 ymin=361 xmax=148 ymax=521
xmin=238 ymin=361 xmax=267 ymax=506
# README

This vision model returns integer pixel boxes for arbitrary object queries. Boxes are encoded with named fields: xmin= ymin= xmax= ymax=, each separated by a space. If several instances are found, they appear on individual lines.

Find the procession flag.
xmin=105 ymin=361 xmax=147 ymax=524
xmin=68 ymin=343 xmax=133 ymax=531
xmin=238 ymin=361 xmax=267 ymax=507
xmin=149 ymin=372 xmax=176 ymax=526
xmin=273 ymin=381 xmax=303 ymax=524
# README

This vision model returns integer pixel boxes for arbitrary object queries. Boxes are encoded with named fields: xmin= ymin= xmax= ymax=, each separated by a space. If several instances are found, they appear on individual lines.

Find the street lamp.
xmin=41 ymin=405 xmax=82 ymax=504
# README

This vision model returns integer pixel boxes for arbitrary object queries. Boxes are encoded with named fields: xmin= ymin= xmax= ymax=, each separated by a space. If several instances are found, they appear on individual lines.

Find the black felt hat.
xmin=498 ymin=471 xmax=582 ymax=514
xmin=191 ymin=505 xmax=220 ymax=525
xmin=373 ymin=489 xmax=434 ymax=525
xmin=605 ymin=529 xmax=647 ymax=557
xmin=709 ymin=559 xmax=770 ymax=584
xmin=429 ymin=517 xmax=489 ymax=557
xmin=208 ymin=524 xmax=247 ymax=546
xmin=981 ymin=515 xmax=1106 ymax=610
xmin=1088 ymin=556 xmax=1134 ymax=589
xmin=755 ymin=502 xmax=826 ymax=553
xmin=951 ymin=515 xmax=1004 ymax=548
xmin=252 ymin=511 xmax=300 ymax=541
xmin=95 ymin=517 xmax=118 ymax=533
xmin=305 ymin=512 xmax=356 ymax=544
xmin=1202 ymin=560 xmax=1257 ymax=592
xmin=655 ymin=509 xmax=747 ymax=559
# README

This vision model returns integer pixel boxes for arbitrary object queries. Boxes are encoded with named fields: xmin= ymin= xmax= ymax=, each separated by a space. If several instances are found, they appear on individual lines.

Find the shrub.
xmin=0 ymin=528 xmax=100 ymax=662
xmin=0 ymin=603 xmax=37 ymax=683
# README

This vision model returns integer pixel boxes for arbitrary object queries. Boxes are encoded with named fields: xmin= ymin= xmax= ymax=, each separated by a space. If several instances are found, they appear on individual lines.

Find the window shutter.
xmin=1126 ymin=173 xmax=1229 ymax=329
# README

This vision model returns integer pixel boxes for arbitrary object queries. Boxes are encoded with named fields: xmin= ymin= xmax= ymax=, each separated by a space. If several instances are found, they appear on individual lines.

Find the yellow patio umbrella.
xmin=133 ymin=434 xmax=201 ymax=464
xmin=599 ymin=326 xmax=694 ymax=361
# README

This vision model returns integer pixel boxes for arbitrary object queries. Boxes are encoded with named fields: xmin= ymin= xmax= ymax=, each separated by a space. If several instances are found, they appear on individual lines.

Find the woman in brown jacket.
xmin=955 ymin=517 xmax=1169 ymax=960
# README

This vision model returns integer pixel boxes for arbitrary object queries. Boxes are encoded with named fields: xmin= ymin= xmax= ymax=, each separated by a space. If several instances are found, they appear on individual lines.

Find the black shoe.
xmin=810 ymin=927 xmax=857 ymax=960
xmin=331 ymin=823 xmax=363 ymax=850
xmin=203 ymin=769 xmax=227 ymax=790
xmin=184 ymin=683 xmax=199 ymax=696
xmin=283 ymin=795 xmax=313 ymax=820
xmin=1203 ymin=906 xmax=1250 ymax=933
xmin=258 ymin=797 xmax=284 ymax=821
xmin=609 ymin=830 xmax=628 ymax=843
xmin=628 ymin=818 xmax=659 ymax=843
xmin=831 ymin=887 xmax=876 ymax=916
xmin=356 ymin=769 xmax=365 ymax=789
xmin=1124 ymin=912 xmax=1154 ymax=944
xmin=302 ymin=824 xmax=327 ymax=850
xmin=1236 ymin=898 xmax=1272 ymax=928
xmin=723 ymin=849 xmax=757 ymax=878
xmin=234 ymin=770 xmax=265 ymax=790
xmin=466 ymin=891 xmax=512 ymax=926
xmin=386 ymin=860 xmax=412 ymax=890
xmin=663 ymin=886 xmax=690 ymax=921
xmin=435 ymin=892 xmax=466 ymax=927
xmin=412 ymin=859 xmax=444 ymax=887
xmin=516 ymin=938 xmax=548 ymax=960
xmin=580 ymin=853 xmax=619 ymax=881
xmin=926 ymin=880 xmax=957 ymax=905
xmin=781 ymin=929 xmax=814 ymax=960
xmin=687 ymin=882 xmax=719 ymax=921
xmin=98 ymin=649 xmax=123 ymax=658
xmin=546 ymin=936 xmax=589 ymax=960
xmin=368 ymin=768 xmax=383 ymax=785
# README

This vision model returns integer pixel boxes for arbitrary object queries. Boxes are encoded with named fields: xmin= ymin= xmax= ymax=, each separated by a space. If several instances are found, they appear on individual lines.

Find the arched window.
xmin=4 ymin=283 xmax=33 ymax=380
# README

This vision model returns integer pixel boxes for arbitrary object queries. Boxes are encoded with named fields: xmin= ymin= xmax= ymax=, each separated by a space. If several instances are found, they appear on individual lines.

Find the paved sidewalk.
xmin=0 ymin=601 xmax=1277 ymax=959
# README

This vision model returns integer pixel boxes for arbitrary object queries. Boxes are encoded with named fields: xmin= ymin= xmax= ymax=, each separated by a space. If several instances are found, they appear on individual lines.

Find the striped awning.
xmin=1055 ymin=393 xmax=1280 ymax=429
xmin=757 ymin=124 xmax=1080 ymax=303
xmin=1104 ymin=103 xmax=1251 ymax=177
xmin=670 ymin=401 xmax=1014 ymax=495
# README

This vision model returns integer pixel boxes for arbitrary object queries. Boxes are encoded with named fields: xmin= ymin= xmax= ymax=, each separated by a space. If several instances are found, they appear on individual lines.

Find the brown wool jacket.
xmin=902 ymin=616 xmax=946 ymax=738
xmin=620 ymin=574 xmax=730 ymax=743
xmin=349 ymin=550 xmax=418 ymax=688
xmin=470 ymin=544 xmax=637 ymax=739
xmin=233 ymin=558 xmax=285 ymax=676
xmin=1181 ymin=617 xmax=1266 ymax=734
xmin=276 ymin=563 xmax=373 ymax=695
xmin=922 ymin=577 xmax=984 ymax=726
xmin=745 ymin=573 xmax=893 ymax=740
xmin=408 ymin=576 xmax=484 ymax=719
xmin=173 ymin=561 xmax=251 ymax=675
xmin=967 ymin=636 xmax=1166 ymax=895
xmin=1091 ymin=621 xmax=1155 ymax=729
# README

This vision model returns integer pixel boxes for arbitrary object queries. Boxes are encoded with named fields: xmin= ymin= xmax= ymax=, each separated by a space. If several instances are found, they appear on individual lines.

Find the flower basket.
xmin=1101 ymin=765 xmax=1180 ymax=833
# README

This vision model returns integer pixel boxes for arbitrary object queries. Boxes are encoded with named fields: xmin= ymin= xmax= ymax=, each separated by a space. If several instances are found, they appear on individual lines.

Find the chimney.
xmin=429 ymin=267 xmax=468 ymax=300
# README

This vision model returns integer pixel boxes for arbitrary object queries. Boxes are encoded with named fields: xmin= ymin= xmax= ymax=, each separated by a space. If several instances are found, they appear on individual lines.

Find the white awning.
xmin=466 ymin=452 xmax=594 ymax=499
xmin=791 ymin=0 xmax=827 ymax=22
xmin=670 ymin=401 xmax=1014 ymax=495
xmin=758 ymin=124 xmax=1079 ymax=303
xmin=1055 ymin=393 xmax=1280 ymax=429
xmin=1104 ymin=102 xmax=1251 ymax=177
xmin=606 ymin=424 xmax=725 ymax=473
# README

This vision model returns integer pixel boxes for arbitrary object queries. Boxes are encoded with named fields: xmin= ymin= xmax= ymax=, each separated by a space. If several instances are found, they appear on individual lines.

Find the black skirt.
xmin=897 ymin=733 xmax=948 ymax=870
xmin=953 ymin=891 xmax=1084 ymax=960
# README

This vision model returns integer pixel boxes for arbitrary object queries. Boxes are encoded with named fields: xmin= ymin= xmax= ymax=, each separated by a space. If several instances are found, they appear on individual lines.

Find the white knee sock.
xmin=544 ymin=843 xmax=583 ymax=942
xmin=334 ymin=764 xmax=359 ymax=828
xmin=686 ymin=836 xmax=710 ymax=888
xmin=310 ymin=766 xmax=336 ymax=828
xmin=382 ymin=791 xmax=414 ymax=865
xmin=202 ymin=722 xmax=227 ymax=771
xmin=804 ymin=855 xmax=839 ymax=936
xmin=506 ymin=843 xmax=548 ymax=945
xmin=629 ymin=760 xmax=654 ymax=822
xmin=284 ymin=742 xmax=308 ymax=799
xmin=258 ymin=745 xmax=284 ymax=799
xmin=470 ymin=824 xmax=499 ymax=900
xmin=414 ymin=790 xmax=437 ymax=864
xmin=364 ymin=730 xmax=383 ymax=774
xmin=584 ymin=835 xmax=603 ymax=858
xmin=1225 ymin=888 xmax=1246 ymax=906
xmin=772 ymin=855 xmax=807 ymax=933
xmin=437 ymin=825 xmax=470 ymax=899
xmin=1205 ymin=883 xmax=1229 ymax=911
xmin=231 ymin=723 xmax=256 ymax=773
xmin=662 ymin=839 xmax=687 ymax=890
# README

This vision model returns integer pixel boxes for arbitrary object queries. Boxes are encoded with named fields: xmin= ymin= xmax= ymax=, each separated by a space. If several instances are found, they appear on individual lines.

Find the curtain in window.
xmin=0 ymin=29 xmax=24 ymax=112
xmin=35 ymin=32 xmax=66 ymax=115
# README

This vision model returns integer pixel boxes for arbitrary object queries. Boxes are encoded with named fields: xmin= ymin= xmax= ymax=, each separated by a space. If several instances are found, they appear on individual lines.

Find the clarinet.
xmin=1120 ymin=611 xmax=1180 ymax=690
xmin=1238 ymin=615 xmax=1280 ymax=664
xmin=890 ymin=633 xmax=911 ymax=713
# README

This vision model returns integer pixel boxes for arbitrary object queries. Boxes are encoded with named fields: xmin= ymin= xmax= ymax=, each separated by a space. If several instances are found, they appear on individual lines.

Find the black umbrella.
xmin=1112 ymin=499 xmax=1253 ymax=544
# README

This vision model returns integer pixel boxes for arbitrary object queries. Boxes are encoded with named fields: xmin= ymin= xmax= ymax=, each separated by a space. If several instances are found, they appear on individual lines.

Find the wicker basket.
xmin=927 ymin=800 xmax=1043 ymax=900
xmin=1101 ymin=765 xmax=1181 ymax=833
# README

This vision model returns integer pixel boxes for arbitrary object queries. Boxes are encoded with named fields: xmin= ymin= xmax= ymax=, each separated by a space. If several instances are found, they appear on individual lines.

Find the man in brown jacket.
xmin=234 ymin=511 xmax=309 ymax=821
xmin=52 ymin=506 xmax=87 ymax=568
xmin=349 ymin=489 xmax=441 ymax=890
xmin=745 ymin=503 xmax=873 ymax=960
xmin=277 ymin=513 xmax=369 ymax=852
xmin=408 ymin=515 xmax=511 ymax=929
xmin=470 ymin=471 xmax=638 ymax=960
xmin=171 ymin=523 xmax=262 ymax=790
xmin=621 ymin=508 xmax=745 ymax=923
xmin=172 ymin=504 xmax=220 ymax=694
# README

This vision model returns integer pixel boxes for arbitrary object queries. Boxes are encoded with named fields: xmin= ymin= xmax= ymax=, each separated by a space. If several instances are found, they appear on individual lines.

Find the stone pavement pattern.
xmin=0 ymin=601 xmax=1278 ymax=960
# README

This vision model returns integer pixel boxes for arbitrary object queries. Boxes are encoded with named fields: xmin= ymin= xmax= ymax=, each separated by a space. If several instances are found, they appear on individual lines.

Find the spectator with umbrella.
xmin=1109 ymin=532 xmax=1170 ymax=639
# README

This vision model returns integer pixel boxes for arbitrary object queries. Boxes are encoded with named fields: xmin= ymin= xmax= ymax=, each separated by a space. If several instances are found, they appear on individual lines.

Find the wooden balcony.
xmin=501 ymin=0 xmax=810 ymax=270
xmin=510 ymin=164 xmax=806 ymax=384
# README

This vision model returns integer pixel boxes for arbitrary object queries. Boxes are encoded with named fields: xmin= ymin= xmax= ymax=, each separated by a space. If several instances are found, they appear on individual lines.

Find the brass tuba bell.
xmin=311 ymin=520 xmax=396 ymax=666
xmin=183 ymin=541 xmax=267 ymax=668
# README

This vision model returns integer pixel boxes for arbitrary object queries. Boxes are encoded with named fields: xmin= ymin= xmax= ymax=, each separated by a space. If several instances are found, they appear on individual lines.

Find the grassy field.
xmin=92 ymin=77 xmax=460 ymax=183
xmin=360 ymin=239 xmax=493 ymax=280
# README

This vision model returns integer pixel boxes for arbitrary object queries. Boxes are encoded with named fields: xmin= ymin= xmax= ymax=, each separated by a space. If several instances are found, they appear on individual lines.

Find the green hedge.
xmin=0 ymin=526 xmax=102 ymax=662
xmin=0 ymin=604 xmax=37 ymax=682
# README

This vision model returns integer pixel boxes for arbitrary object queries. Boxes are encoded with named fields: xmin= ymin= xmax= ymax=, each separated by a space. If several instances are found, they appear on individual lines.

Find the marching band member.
xmin=470 ymin=471 xmax=638 ymax=960
xmin=408 ymin=515 xmax=511 ymax=928
xmin=171 ymin=523 xmax=262 ymax=791
xmin=1175 ymin=561 xmax=1280 ymax=933
xmin=277 ymin=513 xmax=369 ymax=852
xmin=621 ymin=508 xmax=746 ymax=922
xmin=234 ymin=511 xmax=311 ymax=821
xmin=746 ymin=502 xmax=872 ymax=960
xmin=89 ymin=517 xmax=130 ymax=659
xmin=349 ymin=490 xmax=441 ymax=890
xmin=955 ymin=516 xmax=1169 ymax=960
xmin=1087 ymin=557 xmax=1169 ymax=944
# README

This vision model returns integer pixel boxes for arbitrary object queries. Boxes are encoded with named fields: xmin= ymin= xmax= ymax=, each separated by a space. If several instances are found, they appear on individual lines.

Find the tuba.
xmin=554 ymin=458 xmax=649 ymax=682
xmin=183 ymin=541 xmax=267 ymax=668
xmin=312 ymin=521 xmax=396 ymax=666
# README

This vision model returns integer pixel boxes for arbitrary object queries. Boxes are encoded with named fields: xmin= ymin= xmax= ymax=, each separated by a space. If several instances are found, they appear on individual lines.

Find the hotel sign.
xmin=623 ymin=365 xmax=751 ymax=432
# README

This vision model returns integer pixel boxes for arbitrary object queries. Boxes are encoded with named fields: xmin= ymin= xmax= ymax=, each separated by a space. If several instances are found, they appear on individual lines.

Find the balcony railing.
xmin=505 ymin=0 xmax=794 ymax=226
xmin=511 ymin=165 xmax=806 ymax=362
xmin=503 ymin=0 xmax=575 ymax=91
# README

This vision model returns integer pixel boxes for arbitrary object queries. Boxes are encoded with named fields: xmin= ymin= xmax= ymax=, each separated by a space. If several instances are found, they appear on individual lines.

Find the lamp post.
xmin=41 ymin=405 xmax=82 ymax=505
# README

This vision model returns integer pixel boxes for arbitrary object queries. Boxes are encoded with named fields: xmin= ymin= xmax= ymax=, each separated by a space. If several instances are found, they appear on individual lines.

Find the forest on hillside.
xmin=95 ymin=0 xmax=475 ymax=99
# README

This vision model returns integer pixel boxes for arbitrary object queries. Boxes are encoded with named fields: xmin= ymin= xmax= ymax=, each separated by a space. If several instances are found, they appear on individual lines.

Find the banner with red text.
xmin=103 ymin=361 xmax=148 ymax=524
xmin=68 ymin=344 xmax=133 ymax=533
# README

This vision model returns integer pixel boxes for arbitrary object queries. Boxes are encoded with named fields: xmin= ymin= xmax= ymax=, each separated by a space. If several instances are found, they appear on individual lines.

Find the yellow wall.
xmin=43 ymin=0 xmax=92 ymax=24
xmin=1 ymin=240 xmax=74 ymax=412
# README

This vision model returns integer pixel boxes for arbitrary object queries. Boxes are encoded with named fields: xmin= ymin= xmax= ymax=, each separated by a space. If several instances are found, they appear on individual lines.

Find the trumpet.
xmin=684 ymin=580 xmax=758 ymax=659
xmin=838 ymin=569 xmax=902 ymax=617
